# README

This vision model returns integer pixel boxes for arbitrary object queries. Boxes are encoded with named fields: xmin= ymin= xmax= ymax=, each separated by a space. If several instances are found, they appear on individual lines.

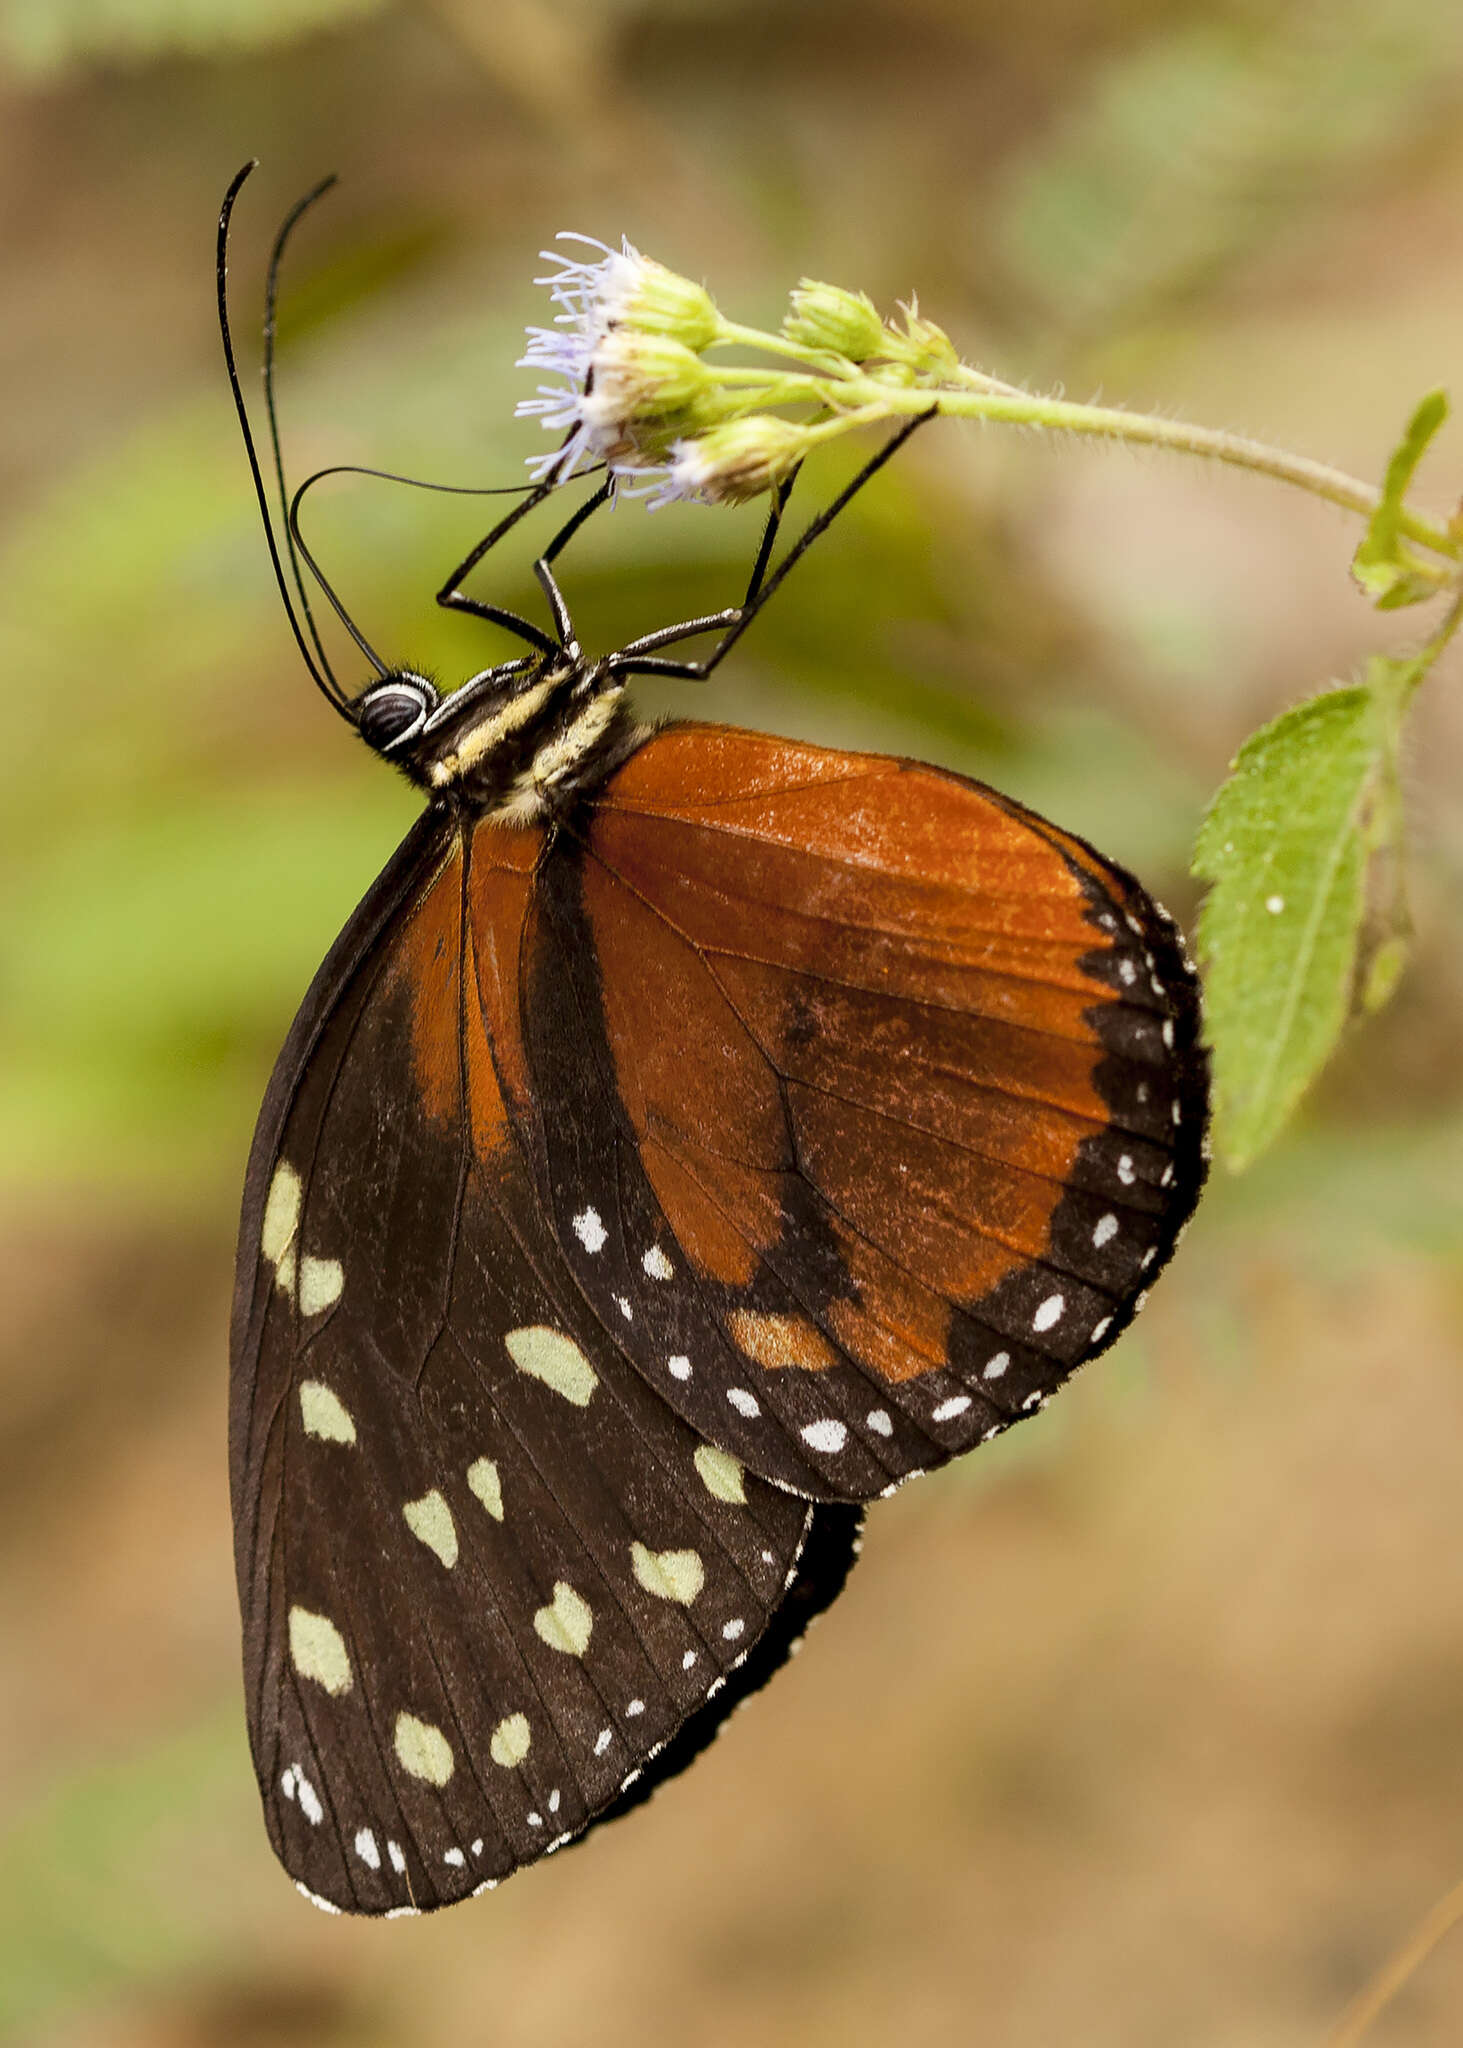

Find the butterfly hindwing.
xmin=230 ymin=812 xmax=831 ymax=1915
xmin=521 ymin=723 xmax=1207 ymax=1502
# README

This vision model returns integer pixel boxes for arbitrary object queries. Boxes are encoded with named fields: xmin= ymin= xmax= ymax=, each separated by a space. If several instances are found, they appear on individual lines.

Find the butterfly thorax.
xmin=356 ymin=659 xmax=644 ymax=822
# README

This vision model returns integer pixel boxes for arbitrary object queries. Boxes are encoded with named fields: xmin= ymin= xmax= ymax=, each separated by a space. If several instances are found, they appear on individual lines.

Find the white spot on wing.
xmin=387 ymin=1840 xmax=407 ymax=1875
xmin=668 ymin=1354 xmax=692 ymax=1380
xmin=800 ymin=1418 xmax=848 ymax=1453
xmin=1092 ymin=1213 xmax=1118 ymax=1248
xmin=866 ymin=1408 xmax=893 ymax=1436
xmin=595 ymin=1727 xmax=613 ymax=1756
xmin=642 ymin=1244 xmax=673 ymax=1280
xmin=983 ymin=1352 xmax=1010 ymax=1380
xmin=572 ymin=1206 xmax=607 ymax=1253
xmin=1117 ymin=1155 xmax=1136 ymax=1186
xmin=727 ymin=1388 xmax=760 ymax=1417
xmin=933 ymin=1395 xmax=971 ymax=1421
xmin=723 ymin=1618 xmax=745 ymax=1640
xmin=1033 ymin=1294 xmax=1065 ymax=1332
xmin=293 ymin=1769 xmax=323 ymax=1825
xmin=354 ymin=1828 xmax=380 ymax=1870
xmin=444 ymin=1848 xmax=466 ymax=1868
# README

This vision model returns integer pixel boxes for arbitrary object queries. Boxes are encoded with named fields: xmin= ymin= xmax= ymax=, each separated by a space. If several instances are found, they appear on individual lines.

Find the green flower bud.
xmin=781 ymin=280 xmax=889 ymax=362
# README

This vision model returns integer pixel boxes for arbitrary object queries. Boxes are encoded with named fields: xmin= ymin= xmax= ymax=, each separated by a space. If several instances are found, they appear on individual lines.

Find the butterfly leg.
xmin=435 ymin=480 xmax=565 ymax=655
xmin=605 ymin=407 xmax=937 ymax=682
xmin=532 ymin=481 xmax=616 ymax=660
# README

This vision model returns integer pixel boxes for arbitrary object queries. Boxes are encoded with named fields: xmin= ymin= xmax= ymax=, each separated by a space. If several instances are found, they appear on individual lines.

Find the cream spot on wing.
xmin=467 ymin=1456 xmax=504 ymax=1521
xmin=288 ymin=1606 xmax=353 ymax=1696
xmin=668 ymin=1354 xmax=692 ymax=1380
xmin=682 ymin=1649 xmax=698 ymax=1670
xmin=800 ymin=1419 xmax=847 ymax=1454
xmin=298 ymin=1380 xmax=356 ymax=1445
xmin=280 ymin=1767 xmax=296 ymax=1801
xmin=387 ymin=1840 xmax=406 ymax=1875
xmin=1093 ymin=1213 xmax=1118 ymax=1248
xmin=693 ymin=1444 xmax=746 ymax=1504
xmin=489 ymin=1713 xmax=531 ymax=1768
xmin=626 ymin=1698 xmax=645 ymax=1716
xmin=1092 ymin=1317 xmax=1112 ymax=1341
xmin=723 ymin=1618 xmax=745 ymax=1641
xmin=866 ymin=1408 xmax=893 ymax=1436
xmin=1117 ymin=1155 xmax=1136 ymax=1186
xmin=982 ymin=1352 xmax=1010 ymax=1380
xmin=933 ymin=1396 xmax=971 ymax=1421
xmin=505 ymin=1325 xmax=598 ymax=1405
xmin=261 ymin=1161 xmax=301 ymax=1266
xmin=595 ymin=1728 xmax=613 ymax=1755
xmin=298 ymin=1255 xmax=344 ymax=1317
xmin=614 ymin=1294 xmax=634 ymax=1322
xmin=642 ymin=1244 xmax=673 ymax=1280
xmin=444 ymin=1848 xmax=466 ymax=1868
xmin=727 ymin=1388 xmax=760 ymax=1418
xmin=631 ymin=1542 xmax=705 ymax=1605
xmin=533 ymin=1581 xmax=593 ymax=1657
xmin=354 ymin=1828 xmax=380 ymax=1870
xmin=572 ymin=1206 xmax=607 ymax=1253
xmin=403 ymin=1490 xmax=458 ymax=1568
xmin=394 ymin=1713 xmax=454 ymax=1786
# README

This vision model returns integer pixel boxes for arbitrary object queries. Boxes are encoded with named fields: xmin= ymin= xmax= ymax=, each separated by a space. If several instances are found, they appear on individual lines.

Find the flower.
xmin=516 ymin=235 xmax=724 ymax=481
xmin=636 ymin=416 xmax=812 ymax=509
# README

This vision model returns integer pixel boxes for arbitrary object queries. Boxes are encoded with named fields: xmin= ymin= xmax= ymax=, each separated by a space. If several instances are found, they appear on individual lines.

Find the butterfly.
xmin=219 ymin=166 xmax=1209 ymax=1917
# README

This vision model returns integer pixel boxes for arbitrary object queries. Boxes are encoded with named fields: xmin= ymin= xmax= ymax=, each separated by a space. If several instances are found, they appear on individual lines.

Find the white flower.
xmin=633 ymin=416 xmax=812 ymax=510
xmin=516 ymin=234 xmax=723 ymax=481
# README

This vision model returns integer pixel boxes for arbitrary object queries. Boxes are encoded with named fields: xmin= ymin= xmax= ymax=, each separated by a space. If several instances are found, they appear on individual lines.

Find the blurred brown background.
xmin=3 ymin=1 xmax=1463 ymax=2042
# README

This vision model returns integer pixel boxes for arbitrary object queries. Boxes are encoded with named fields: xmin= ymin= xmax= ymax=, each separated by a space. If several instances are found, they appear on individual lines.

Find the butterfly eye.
xmin=357 ymin=676 xmax=438 ymax=754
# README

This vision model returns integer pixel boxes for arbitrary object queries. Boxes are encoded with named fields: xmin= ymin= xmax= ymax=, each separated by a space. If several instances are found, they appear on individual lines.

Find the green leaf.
xmin=1193 ymin=686 xmax=1388 ymax=1171
xmin=1352 ymin=388 xmax=1450 ymax=608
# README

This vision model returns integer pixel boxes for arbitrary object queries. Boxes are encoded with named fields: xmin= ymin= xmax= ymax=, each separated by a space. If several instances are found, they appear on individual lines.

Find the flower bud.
xmin=782 ymin=279 xmax=888 ymax=362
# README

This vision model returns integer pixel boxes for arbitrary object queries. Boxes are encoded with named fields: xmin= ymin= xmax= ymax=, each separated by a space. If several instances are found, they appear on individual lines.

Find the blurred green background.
xmin=3 ymin=1 xmax=1463 ymax=2042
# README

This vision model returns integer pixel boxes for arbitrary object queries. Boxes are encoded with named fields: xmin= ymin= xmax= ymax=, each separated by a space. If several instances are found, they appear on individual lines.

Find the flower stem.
xmin=813 ymin=370 xmax=1460 ymax=566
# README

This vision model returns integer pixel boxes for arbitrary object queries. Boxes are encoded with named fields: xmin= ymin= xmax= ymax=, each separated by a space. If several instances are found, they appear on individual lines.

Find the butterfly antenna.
xmin=286 ymin=463 xmax=564 ymax=670
xmin=262 ymin=173 xmax=375 ymax=685
xmin=217 ymin=163 xmax=350 ymax=713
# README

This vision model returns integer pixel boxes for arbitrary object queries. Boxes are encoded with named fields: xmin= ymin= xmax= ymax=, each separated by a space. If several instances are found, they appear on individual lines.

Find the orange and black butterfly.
xmin=220 ymin=166 xmax=1208 ymax=1917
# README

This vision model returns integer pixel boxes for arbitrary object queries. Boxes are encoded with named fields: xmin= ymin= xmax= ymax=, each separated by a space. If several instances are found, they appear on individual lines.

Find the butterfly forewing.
xmin=528 ymin=725 xmax=1206 ymax=1500
xmin=231 ymin=816 xmax=822 ymax=1915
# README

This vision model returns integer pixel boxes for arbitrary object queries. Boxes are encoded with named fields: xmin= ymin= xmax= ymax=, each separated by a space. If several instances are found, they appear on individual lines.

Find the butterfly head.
xmin=356 ymin=673 xmax=438 ymax=756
